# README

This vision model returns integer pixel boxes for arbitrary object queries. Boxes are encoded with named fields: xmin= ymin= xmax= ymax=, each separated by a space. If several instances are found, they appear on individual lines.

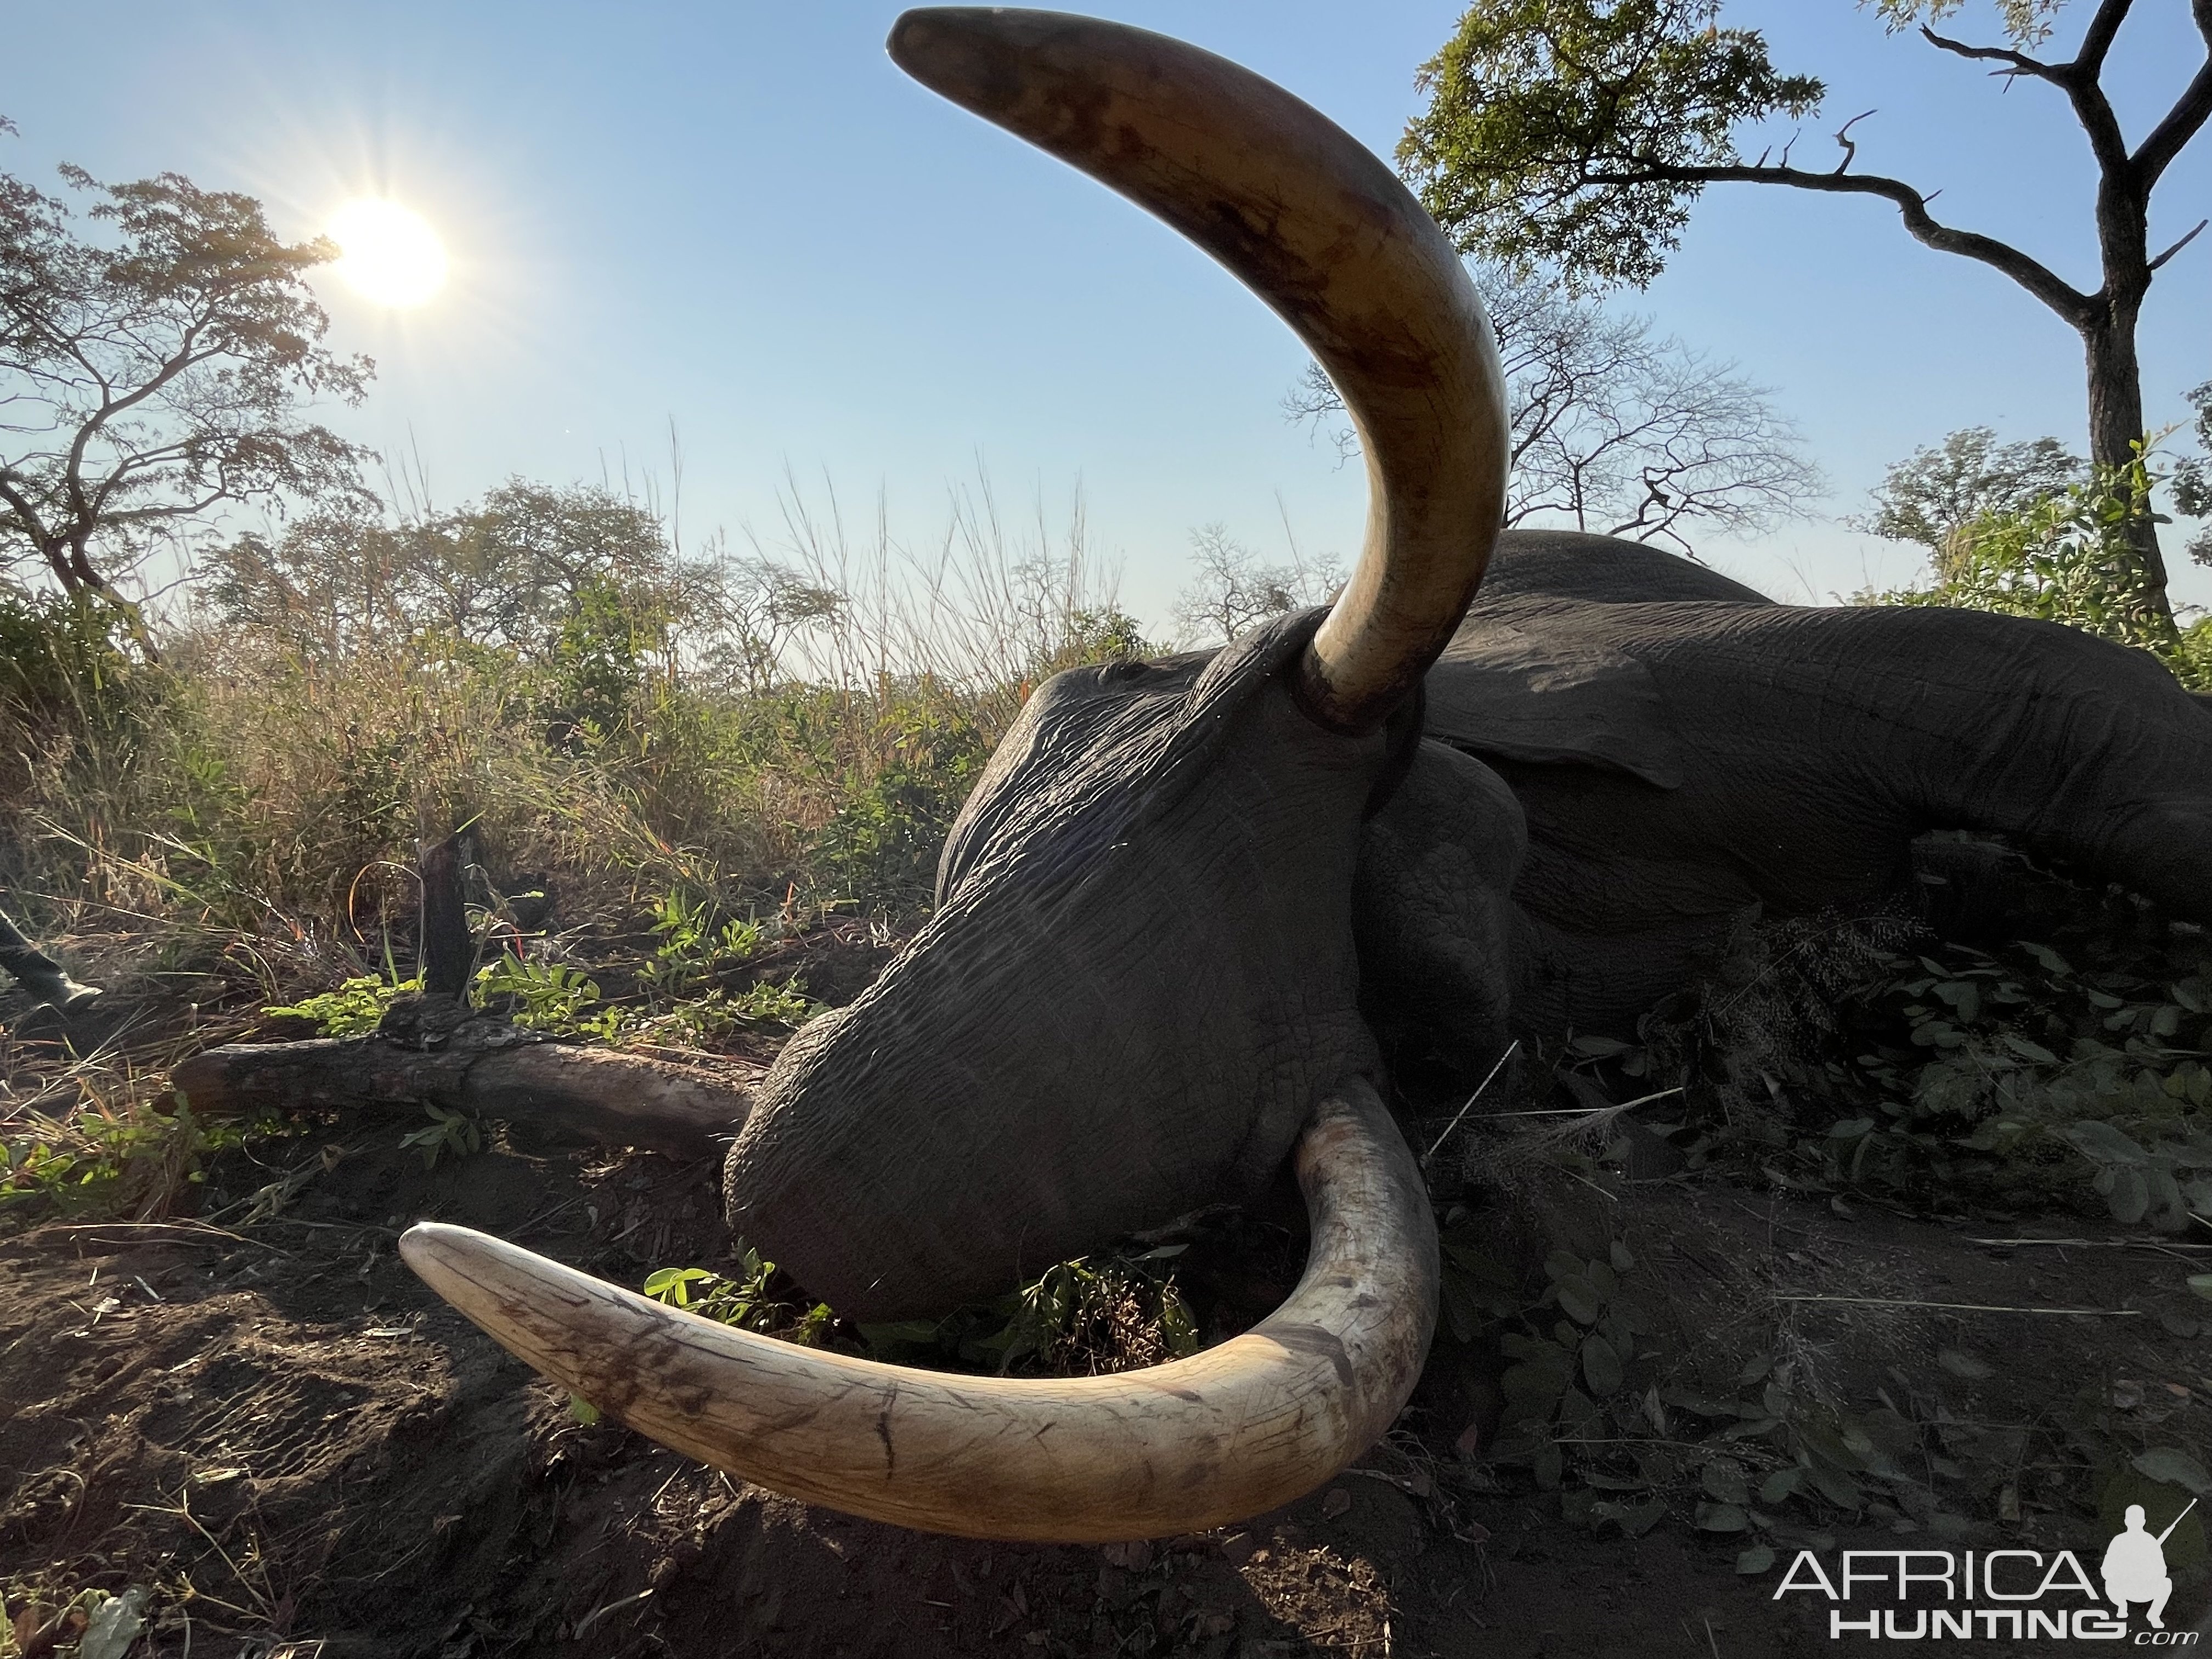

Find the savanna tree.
xmin=1399 ymin=0 xmax=2212 ymax=624
xmin=1289 ymin=261 xmax=1820 ymax=548
xmin=2175 ymin=377 xmax=2212 ymax=567
xmin=1172 ymin=522 xmax=1346 ymax=645
xmin=1861 ymin=426 xmax=2086 ymax=574
xmin=1 ymin=125 xmax=371 ymax=605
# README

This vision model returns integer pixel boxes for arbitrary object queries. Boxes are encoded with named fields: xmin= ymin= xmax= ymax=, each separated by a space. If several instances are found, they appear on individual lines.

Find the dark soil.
xmin=9 ymin=930 xmax=2212 ymax=1655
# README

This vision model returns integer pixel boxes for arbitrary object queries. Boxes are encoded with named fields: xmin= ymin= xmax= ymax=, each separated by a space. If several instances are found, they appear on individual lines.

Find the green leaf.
xmin=2067 ymin=1120 xmax=2149 ymax=1165
xmin=1934 ymin=981 xmax=1982 ymax=1022
xmin=1532 ymin=1442 xmax=1564 ymax=1491
xmin=1694 ymin=1501 xmax=1750 ymax=1533
xmin=1701 ymin=1460 xmax=1749 ymax=1505
xmin=568 ymin=1394 xmax=600 ymax=1425
xmin=1758 ymin=1468 xmax=1803 ymax=1505
xmin=1736 ymin=1544 xmax=1776 ymax=1575
xmin=642 ymin=1266 xmax=714 ymax=1307
xmin=2188 ymin=1274 xmax=2212 ymax=1301
xmin=2107 ymin=1164 xmax=2152 ymax=1226
xmin=1555 ymin=1273 xmax=1602 ymax=1325
xmin=1581 ymin=1333 xmax=1624 ymax=1397
xmin=1937 ymin=1347 xmax=1993 ymax=1380
xmin=2132 ymin=1448 xmax=2212 ymax=1496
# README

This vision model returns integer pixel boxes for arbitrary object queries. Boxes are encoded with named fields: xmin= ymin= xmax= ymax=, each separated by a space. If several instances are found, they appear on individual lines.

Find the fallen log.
xmin=170 ymin=997 xmax=751 ymax=1159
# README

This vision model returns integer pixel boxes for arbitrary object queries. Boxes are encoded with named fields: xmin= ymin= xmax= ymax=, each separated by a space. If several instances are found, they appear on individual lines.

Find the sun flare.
xmin=328 ymin=199 xmax=447 ymax=307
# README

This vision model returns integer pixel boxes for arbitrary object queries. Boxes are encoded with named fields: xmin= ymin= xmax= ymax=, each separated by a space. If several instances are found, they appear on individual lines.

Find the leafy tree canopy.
xmin=2173 ymin=379 xmax=2212 ymax=567
xmin=1875 ymin=447 xmax=2211 ymax=689
xmin=1400 ymin=0 xmax=2212 ymax=624
xmin=1860 ymin=426 xmax=2085 ymax=572
xmin=1400 ymin=0 xmax=1824 ymax=287
xmin=204 ymin=480 xmax=685 ymax=659
xmin=1 ymin=126 xmax=371 ymax=602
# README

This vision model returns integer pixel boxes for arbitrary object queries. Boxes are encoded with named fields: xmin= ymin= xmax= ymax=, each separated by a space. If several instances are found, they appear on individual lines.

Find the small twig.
xmin=2151 ymin=218 xmax=2209 ymax=272
xmin=29 ymin=1220 xmax=289 ymax=1254
xmin=573 ymin=1588 xmax=654 ymax=1641
xmin=514 ymin=1192 xmax=591 ymax=1237
xmin=1832 ymin=109 xmax=1877 ymax=174
xmin=1483 ymin=1086 xmax=1684 ymax=1119
xmin=1421 ymin=1041 xmax=1519 ymax=1168
xmin=1559 ymin=1165 xmax=1621 ymax=1204
xmin=1970 ymin=1237 xmax=2212 ymax=1251
xmin=1774 ymin=1294 xmax=2142 ymax=1316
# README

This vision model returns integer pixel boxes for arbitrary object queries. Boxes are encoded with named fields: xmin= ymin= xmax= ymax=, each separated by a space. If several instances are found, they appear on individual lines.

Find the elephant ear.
xmin=1422 ymin=619 xmax=1684 ymax=789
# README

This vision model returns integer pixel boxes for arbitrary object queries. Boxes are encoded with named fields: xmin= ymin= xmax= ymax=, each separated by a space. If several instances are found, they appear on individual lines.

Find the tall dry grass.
xmin=2 ymin=472 xmax=1140 ymax=981
xmin=1 ymin=472 xmax=1143 ymax=1221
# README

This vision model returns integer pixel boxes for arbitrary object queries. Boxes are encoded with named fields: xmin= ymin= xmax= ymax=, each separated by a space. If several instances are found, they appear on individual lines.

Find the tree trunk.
xmin=2081 ymin=297 xmax=2174 ymax=629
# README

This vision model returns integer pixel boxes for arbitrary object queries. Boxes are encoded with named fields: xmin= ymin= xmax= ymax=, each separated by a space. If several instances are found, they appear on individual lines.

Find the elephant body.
xmin=1383 ymin=530 xmax=2212 ymax=1047
xmin=727 ymin=527 xmax=2212 ymax=1321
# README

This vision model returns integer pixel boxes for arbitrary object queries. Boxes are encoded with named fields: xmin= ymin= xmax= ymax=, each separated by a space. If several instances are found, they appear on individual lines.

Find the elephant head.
xmin=403 ymin=8 xmax=1508 ymax=1542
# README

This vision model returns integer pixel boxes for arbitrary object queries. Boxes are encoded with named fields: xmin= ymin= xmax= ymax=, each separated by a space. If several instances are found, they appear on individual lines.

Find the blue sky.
xmin=6 ymin=2 xmax=2209 ymax=630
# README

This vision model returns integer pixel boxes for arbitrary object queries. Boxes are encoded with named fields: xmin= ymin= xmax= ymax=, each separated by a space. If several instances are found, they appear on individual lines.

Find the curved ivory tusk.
xmin=887 ymin=8 xmax=1508 ymax=732
xmin=399 ymin=1080 xmax=1437 ymax=1542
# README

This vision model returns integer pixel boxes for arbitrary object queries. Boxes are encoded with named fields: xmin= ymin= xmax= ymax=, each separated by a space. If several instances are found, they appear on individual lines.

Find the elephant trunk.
xmin=888 ymin=7 xmax=1509 ymax=733
xmin=400 ymin=1081 xmax=1436 ymax=1542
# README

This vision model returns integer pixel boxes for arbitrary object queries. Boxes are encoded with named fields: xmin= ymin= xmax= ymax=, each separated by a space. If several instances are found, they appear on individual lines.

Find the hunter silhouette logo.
xmin=2104 ymin=1499 xmax=2194 ymax=1631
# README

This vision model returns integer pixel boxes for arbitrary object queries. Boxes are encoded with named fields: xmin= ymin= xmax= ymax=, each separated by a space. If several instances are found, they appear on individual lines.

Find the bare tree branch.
xmin=2151 ymin=217 xmax=2210 ymax=272
xmin=1918 ymin=24 xmax=2063 ymax=85
xmin=1289 ymin=264 xmax=1819 ymax=556
xmin=2072 ymin=0 xmax=2138 ymax=81
xmin=1579 ymin=158 xmax=2094 ymax=323
xmin=2131 ymin=52 xmax=2212 ymax=190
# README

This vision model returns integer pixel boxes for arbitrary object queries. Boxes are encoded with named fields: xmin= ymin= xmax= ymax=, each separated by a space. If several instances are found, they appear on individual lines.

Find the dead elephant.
xmin=307 ymin=10 xmax=2208 ymax=1543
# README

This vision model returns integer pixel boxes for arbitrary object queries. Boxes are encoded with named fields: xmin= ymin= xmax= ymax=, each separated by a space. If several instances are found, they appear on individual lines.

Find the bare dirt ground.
xmin=8 ymin=940 xmax=2212 ymax=1657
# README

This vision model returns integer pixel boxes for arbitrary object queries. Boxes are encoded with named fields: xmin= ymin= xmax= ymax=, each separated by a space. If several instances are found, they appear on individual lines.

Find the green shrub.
xmin=1872 ymin=444 xmax=2207 ymax=690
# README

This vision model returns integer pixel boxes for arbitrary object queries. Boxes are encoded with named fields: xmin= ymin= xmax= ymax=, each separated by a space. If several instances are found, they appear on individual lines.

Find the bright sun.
xmin=327 ymin=199 xmax=448 ymax=307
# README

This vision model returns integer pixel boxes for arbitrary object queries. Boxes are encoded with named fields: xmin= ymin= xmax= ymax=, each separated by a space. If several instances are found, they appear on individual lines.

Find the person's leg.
xmin=2149 ymin=1577 xmax=2172 ymax=1628
xmin=0 ymin=906 xmax=101 ymax=1011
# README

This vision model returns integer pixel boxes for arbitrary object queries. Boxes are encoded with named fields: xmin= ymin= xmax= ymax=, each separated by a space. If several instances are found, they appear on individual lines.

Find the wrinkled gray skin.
xmin=728 ymin=527 xmax=2212 ymax=1322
